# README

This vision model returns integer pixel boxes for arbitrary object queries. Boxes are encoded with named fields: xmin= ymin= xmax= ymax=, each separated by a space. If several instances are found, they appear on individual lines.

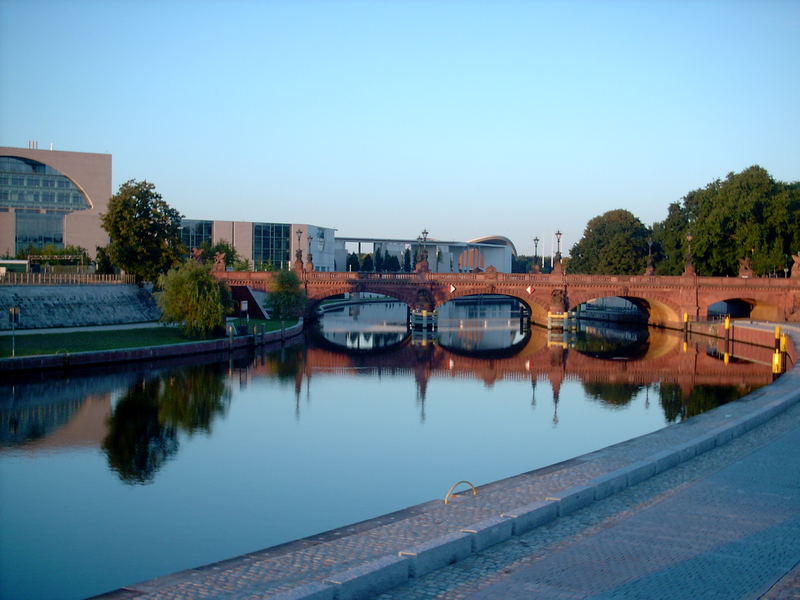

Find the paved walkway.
xmin=376 ymin=393 xmax=800 ymax=600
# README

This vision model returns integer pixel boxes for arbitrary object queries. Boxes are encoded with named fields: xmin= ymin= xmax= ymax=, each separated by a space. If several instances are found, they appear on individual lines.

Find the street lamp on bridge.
xmin=295 ymin=228 xmax=303 ymax=264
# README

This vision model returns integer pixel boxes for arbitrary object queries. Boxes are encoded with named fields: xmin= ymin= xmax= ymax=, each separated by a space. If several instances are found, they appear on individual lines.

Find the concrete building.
xmin=335 ymin=235 xmax=515 ymax=273
xmin=0 ymin=144 xmax=112 ymax=258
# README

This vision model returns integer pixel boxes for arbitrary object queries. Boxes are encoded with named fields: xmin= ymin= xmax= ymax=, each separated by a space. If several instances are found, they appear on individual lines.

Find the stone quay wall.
xmin=0 ymin=284 xmax=160 ymax=330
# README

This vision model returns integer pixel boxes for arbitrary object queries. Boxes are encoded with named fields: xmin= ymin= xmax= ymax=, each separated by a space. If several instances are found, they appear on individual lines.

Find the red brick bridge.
xmin=217 ymin=268 xmax=800 ymax=328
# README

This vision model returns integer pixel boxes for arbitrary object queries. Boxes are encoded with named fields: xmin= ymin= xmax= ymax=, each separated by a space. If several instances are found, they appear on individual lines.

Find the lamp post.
xmin=295 ymin=228 xmax=303 ymax=263
xmin=554 ymin=230 xmax=563 ymax=271
xmin=533 ymin=236 xmax=539 ymax=261
xmin=646 ymin=237 xmax=654 ymax=275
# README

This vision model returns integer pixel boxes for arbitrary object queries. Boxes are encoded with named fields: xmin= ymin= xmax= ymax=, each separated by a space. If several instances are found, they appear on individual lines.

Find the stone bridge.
xmin=216 ymin=269 xmax=800 ymax=328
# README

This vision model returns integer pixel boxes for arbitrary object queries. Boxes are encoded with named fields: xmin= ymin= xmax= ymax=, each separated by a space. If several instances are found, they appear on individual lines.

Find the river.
xmin=0 ymin=299 xmax=774 ymax=600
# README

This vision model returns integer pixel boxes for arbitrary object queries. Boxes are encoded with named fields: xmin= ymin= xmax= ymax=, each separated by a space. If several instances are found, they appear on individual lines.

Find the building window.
xmin=179 ymin=219 xmax=213 ymax=250
xmin=0 ymin=156 xmax=90 ymax=212
xmin=15 ymin=210 xmax=65 ymax=254
xmin=252 ymin=223 xmax=290 ymax=270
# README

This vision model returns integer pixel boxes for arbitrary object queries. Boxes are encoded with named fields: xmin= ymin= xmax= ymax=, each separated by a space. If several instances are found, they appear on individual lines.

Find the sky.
xmin=1 ymin=0 xmax=798 ymax=256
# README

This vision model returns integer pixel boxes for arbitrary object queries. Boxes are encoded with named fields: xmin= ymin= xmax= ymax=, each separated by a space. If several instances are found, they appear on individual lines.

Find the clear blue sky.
xmin=2 ymin=0 xmax=798 ymax=256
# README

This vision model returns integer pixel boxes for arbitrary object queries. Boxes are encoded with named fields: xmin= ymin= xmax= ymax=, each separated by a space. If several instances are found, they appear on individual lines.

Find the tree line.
xmin=566 ymin=166 xmax=799 ymax=277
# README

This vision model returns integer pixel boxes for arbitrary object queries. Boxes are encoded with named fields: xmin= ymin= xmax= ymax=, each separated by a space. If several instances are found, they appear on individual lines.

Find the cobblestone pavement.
xmin=376 ymin=399 xmax=800 ymax=600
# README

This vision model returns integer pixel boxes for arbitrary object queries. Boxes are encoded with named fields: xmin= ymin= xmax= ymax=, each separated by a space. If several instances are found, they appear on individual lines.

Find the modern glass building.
xmin=0 ymin=146 xmax=112 ymax=258
xmin=0 ymin=155 xmax=92 ymax=254
xmin=179 ymin=219 xmax=213 ymax=250
xmin=252 ymin=222 xmax=291 ymax=270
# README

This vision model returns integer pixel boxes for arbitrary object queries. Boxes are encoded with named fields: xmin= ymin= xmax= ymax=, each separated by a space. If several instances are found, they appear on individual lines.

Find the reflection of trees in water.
xmin=571 ymin=325 xmax=649 ymax=359
xmin=156 ymin=366 xmax=232 ymax=435
xmin=103 ymin=364 xmax=230 ymax=484
xmin=658 ymin=384 xmax=758 ymax=423
xmin=582 ymin=382 xmax=643 ymax=408
xmin=258 ymin=345 xmax=305 ymax=382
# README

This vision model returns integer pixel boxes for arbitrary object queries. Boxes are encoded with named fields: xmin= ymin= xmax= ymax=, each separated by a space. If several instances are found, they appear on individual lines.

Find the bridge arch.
xmin=566 ymin=292 xmax=682 ymax=327
xmin=303 ymin=281 xmax=419 ymax=313
xmin=438 ymin=290 xmax=547 ymax=324
xmin=703 ymin=295 xmax=780 ymax=321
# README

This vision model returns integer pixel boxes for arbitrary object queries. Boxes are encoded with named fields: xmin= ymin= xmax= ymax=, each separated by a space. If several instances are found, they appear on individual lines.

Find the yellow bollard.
xmin=780 ymin=335 xmax=788 ymax=353
xmin=775 ymin=326 xmax=782 ymax=350
xmin=724 ymin=352 xmax=730 ymax=364
xmin=724 ymin=316 xmax=731 ymax=330
xmin=772 ymin=350 xmax=783 ymax=375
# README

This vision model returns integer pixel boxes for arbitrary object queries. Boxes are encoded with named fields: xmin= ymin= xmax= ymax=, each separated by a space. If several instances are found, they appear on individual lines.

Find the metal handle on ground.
xmin=444 ymin=480 xmax=477 ymax=504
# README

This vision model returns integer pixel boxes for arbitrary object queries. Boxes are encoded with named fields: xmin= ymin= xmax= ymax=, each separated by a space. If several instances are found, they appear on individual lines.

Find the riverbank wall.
xmin=0 ymin=320 xmax=304 ymax=373
xmin=94 ymin=324 xmax=800 ymax=600
xmin=0 ymin=284 xmax=159 ymax=331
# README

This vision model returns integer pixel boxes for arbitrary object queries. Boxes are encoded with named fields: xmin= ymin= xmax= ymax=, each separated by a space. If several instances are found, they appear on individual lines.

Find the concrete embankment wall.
xmin=0 ymin=285 xmax=160 ymax=330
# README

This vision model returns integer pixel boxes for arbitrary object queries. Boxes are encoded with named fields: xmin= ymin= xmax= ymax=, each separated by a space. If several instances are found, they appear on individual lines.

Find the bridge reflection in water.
xmin=2 ymin=307 xmax=775 ymax=455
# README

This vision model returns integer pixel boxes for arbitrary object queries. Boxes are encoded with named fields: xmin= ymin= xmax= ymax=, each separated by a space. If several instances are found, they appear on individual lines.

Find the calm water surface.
xmin=0 ymin=300 xmax=773 ymax=600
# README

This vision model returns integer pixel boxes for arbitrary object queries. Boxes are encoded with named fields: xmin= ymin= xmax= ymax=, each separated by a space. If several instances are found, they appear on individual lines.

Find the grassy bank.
xmin=0 ymin=319 xmax=299 ymax=358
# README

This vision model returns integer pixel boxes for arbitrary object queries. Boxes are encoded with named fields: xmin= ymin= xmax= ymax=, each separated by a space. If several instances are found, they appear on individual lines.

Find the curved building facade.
xmin=0 ymin=146 xmax=111 ymax=258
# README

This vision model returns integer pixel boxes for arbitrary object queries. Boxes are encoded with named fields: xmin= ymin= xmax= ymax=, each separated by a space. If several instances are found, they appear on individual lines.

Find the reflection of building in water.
xmin=437 ymin=298 xmax=527 ymax=351
xmin=0 ymin=373 xmax=136 ymax=448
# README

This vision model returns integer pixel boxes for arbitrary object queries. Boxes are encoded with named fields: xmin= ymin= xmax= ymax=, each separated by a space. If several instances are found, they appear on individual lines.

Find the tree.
xmin=374 ymin=248 xmax=385 ymax=272
xmin=651 ymin=201 xmax=689 ymax=275
xmin=232 ymin=257 xmax=251 ymax=271
xmin=346 ymin=252 xmax=360 ymax=272
xmin=512 ymin=255 xmax=533 ymax=273
xmin=403 ymin=248 xmax=412 ymax=272
xmin=95 ymin=245 xmax=116 ymax=274
xmin=101 ymin=179 xmax=185 ymax=283
xmin=386 ymin=255 xmax=401 ymax=272
xmin=652 ymin=166 xmax=800 ymax=276
xmin=568 ymin=209 xmax=651 ymax=275
xmin=157 ymin=260 xmax=232 ymax=337
xmin=361 ymin=253 xmax=374 ymax=272
xmin=197 ymin=239 xmax=239 ymax=268
xmin=267 ymin=269 xmax=307 ymax=322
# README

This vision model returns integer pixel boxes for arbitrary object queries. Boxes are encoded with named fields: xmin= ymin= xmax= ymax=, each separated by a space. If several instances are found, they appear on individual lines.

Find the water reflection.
xmin=101 ymin=364 xmax=231 ymax=484
xmin=437 ymin=297 xmax=528 ymax=352
xmin=569 ymin=321 xmax=650 ymax=360
xmin=315 ymin=302 xmax=408 ymax=350
xmin=0 ymin=303 xmax=781 ymax=600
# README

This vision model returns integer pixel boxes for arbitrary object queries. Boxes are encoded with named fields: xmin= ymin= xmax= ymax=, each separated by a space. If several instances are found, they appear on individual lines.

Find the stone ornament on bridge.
xmin=792 ymin=254 xmax=800 ymax=279
xmin=212 ymin=252 xmax=226 ymax=272
xmin=738 ymin=257 xmax=754 ymax=278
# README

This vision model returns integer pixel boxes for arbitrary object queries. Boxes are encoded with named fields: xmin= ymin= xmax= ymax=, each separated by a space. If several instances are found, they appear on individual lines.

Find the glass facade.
xmin=0 ymin=156 xmax=90 ymax=212
xmin=1 ymin=156 xmax=92 ymax=254
xmin=179 ymin=219 xmax=213 ymax=249
xmin=15 ymin=210 xmax=65 ymax=254
xmin=253 ymin=223 xmax=291 ymax=270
